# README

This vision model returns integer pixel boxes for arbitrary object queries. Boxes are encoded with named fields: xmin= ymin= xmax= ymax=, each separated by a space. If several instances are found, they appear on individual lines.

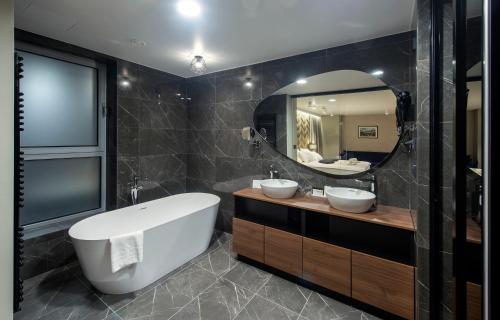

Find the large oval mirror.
xmin=253 ymin=70 xmax=400 ymax=177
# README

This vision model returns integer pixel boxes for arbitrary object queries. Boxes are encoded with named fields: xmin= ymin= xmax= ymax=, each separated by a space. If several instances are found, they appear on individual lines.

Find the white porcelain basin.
xmin=324 ymin=186 xmax=376 ymax=213
xmin=260 ymin=179 xmax=299 ymax=199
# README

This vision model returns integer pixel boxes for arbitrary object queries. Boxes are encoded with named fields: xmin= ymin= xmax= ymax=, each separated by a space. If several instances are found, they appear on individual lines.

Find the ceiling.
xmin=296 ymin=90 xmax=396 ymax=117
xmin=274 ymin=70 xmax=387 ymax=95
xmin=14 ymin=0 xmax=416 ymax=77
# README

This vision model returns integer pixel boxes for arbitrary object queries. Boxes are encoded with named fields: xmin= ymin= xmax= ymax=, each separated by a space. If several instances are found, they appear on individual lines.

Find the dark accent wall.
xmin=115 ymin=61 xmax=188 ymax=208
xmin=16 ymin=29 xmax=416 ymax=280
xmin=15 ymin=30 xmax=189 ymax=280
xmin=185 ymin=31 xmax=416 ymax=232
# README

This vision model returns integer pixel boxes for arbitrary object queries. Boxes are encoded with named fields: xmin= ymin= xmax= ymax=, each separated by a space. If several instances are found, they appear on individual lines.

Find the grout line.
xmin=230 ymin=270 xmax=272 ymax=319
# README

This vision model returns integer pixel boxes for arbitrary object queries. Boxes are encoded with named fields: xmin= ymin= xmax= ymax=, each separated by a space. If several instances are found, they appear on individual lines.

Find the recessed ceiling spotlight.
xmin=177 ymin=0 xmax=201 ymax=17
xmin=190 ymin=55 xmax=207 ymax=74
xmin=371 ymin=70 xmax=384 ymax=76
xmin=385 ymin=109 xmax=389 ymax=115
xmin=296 ymin=78 xmax=307 ymax=85
xmin=244 ymin=77 xmax=253 ymax=88
xmin=328 ymin=98 xmax=336 ymax=102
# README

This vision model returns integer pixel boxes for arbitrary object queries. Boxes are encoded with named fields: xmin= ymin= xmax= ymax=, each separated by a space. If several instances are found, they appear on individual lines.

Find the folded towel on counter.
xmin=319 ymin=158 xmax=337 ymax=164
xmin=110 ymin=231 xmax=144 ymax=273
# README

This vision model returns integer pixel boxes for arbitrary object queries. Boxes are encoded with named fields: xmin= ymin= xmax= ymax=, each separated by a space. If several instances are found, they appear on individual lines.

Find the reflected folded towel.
xmin=110 ymin=231 xmax=144 ymax=273
xmin=347 ymin=158 xmax=358 ymax=165
xmin=319 ymin=158 xmax=337 ymax=164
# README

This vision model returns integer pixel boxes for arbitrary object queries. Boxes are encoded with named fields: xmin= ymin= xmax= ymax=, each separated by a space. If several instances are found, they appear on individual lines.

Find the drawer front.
xmin=265 ymin=227 xmax=303 ymax=276
xmin=232 ymin=218 xmax=265 ymax=262
xmin=352 ymin=251 xmax=414 ymax=319
xmin=303 ymin=238 xmax=351 ymax=297
xmin=467 ymin=282 xmax=481 ymax=320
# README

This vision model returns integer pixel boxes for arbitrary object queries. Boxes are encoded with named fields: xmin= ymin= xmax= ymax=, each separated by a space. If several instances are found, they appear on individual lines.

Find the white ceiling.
xmin=274 ymin=70 xmax=387 ymax=95
xmin=14 ymin=0 xmax=416 ymax=77
xmin=296 ymin=90 xmax=396 ymax=117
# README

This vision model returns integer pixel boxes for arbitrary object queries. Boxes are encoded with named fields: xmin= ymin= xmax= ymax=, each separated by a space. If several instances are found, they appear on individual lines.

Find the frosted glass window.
xmin=19 ymin=51 xmax=98 ymax=147
xmin=20 ymin=157 xmax=101 ymax=225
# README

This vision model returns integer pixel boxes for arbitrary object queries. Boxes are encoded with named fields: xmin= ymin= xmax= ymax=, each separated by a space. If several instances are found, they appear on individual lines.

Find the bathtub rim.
xmin=68 ymin=192 xmax=220 ymax=241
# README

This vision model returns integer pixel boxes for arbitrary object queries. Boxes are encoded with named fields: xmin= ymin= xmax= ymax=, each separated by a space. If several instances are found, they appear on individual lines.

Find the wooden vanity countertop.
xmin=234 ymin=188 xmax=415 ymax=232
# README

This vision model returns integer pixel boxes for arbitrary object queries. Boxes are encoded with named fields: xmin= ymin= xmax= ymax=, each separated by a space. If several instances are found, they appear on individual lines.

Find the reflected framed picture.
xmin=358 ymin=126 xmax=378 ymax=139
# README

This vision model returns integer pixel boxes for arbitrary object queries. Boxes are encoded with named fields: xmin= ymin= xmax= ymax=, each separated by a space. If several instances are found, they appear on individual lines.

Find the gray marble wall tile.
xmin=215 ymin=101 xmax=258 ymax=129
xmin=187 ymin=154 xmax=216 ymax=181
xmin=115 ymin=60 xmax=189 ymax=208
xmin=21 ymin=231 xmax=75 ymax=280
xmin=189 ymin=130 xmax=216 ymax=155
xmin=186 ymin=31 xmax=416 ymax=233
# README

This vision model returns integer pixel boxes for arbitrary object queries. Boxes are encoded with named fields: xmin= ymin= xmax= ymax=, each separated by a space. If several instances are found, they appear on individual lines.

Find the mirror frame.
xmin=253 ymin=69 xmax=410 ymax=179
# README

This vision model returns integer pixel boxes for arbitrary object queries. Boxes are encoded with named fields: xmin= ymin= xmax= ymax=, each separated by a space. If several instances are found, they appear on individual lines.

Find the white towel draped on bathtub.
xmin=109 ymin=231 xmax=144 ymax=273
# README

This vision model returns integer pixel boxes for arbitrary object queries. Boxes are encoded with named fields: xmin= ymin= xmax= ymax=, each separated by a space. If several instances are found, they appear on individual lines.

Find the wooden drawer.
xmin=232 ymin=218 xmax=265 ymax=262
xmin=265 ymin=227 xmax=303 ymax=276
xmin=352 ymin=251 xmax=414 ymax=319
xmin=467 ymin=282 xmax=481 ymax=320
xmin=303 ymin=237 xmax=351 ymax=297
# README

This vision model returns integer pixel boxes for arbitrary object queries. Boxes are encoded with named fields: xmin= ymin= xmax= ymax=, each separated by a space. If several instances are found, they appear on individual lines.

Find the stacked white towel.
xmin=109 ymin=231 xmax=144 ymax=273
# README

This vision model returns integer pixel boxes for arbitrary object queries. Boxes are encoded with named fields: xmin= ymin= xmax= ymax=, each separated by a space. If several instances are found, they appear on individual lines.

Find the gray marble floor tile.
xmin=222 ymin=262 xmax=271 ymax=293
xmin=197 ymin=278 xmax=254 ymax=320
xmin=337 ymin=310 xmax=382 ymax=320
xmin=169 ymin=297 xmax=202 ymax=320
xmin=116 ymin=263 xmax=217 ymax=320
xmin=193 ymin=239 xmax=239 ymax=277
xmin=37 ymin=293 xmax=115 ymax=320
xmin=98 ymin=262 xmax=191 ymax=312
xmin=257 ymin=275 xmax=312 ymax=314
xmin=234 ymin=295 xmax=300 ymax=320
xmin=299 ymin=292 xmax=355 ymax=320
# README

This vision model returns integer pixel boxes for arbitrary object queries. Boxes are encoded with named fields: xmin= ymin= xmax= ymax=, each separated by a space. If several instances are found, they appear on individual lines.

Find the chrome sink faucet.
xmin=269 ymin=165 xmax=279 ymax=179
xmin=355 ymin=173 xmax=378 ymax=210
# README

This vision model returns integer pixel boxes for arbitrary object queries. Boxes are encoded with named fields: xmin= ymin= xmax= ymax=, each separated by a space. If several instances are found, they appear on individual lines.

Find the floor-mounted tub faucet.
xmin=129 ymin=175 xmax=144 ymax=205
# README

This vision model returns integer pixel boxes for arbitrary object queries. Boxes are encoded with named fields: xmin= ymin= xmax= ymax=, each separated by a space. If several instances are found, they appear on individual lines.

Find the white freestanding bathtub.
xmin=69 ymin=193 xmax=220 ymax=294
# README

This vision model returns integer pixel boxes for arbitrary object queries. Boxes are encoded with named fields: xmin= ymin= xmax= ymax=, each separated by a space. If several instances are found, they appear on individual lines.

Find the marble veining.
xmin=15 ymin=232 xmax=379 ymax=320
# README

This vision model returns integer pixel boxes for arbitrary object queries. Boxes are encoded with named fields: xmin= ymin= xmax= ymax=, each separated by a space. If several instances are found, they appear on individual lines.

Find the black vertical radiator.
xmin=13 ymin=53 xmax=25 ymax=312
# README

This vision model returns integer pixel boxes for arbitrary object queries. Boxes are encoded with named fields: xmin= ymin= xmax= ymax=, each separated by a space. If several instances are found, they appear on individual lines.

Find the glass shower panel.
xmin=20 ymin=157 xmax=101 ymax=225
xmin=18 ymin=51 xmax=98 ymax=147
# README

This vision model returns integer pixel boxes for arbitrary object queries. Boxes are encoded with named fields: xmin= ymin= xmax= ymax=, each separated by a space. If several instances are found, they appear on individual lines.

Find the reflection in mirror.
xmin=464 ymin=0 xmax=483 ymax=317
xmin=466 ymin=62 xmax=482 ymax=177
xmin=253 ymin=70 xmax=399 ymax=176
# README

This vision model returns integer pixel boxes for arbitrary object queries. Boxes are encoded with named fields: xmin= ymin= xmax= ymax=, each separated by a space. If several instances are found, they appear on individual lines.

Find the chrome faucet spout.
xmin=355 ymin=174 xmax=378 ymax=210
xmin=269 ymin=165 xmax=279 ymax=179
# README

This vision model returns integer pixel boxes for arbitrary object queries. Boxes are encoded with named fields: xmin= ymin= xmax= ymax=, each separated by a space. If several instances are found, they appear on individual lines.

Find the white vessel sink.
xmin=324 ymin=186 xmax=376 ymax=213
xmin=260 ymin=179 xmax=298 ymax=199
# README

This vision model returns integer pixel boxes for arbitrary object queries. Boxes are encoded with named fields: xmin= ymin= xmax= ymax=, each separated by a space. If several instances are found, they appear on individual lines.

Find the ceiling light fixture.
xmin=119 ymin=78 xmax=131 ymax=88
xmin=177 ymin=0 xmax=201 ymax=17
xmin=371 ymin=70 xmax=384 ymax=76
xmin=328 ymin=98 xmax=336 ymax=102
xmin=190 ymin=55 xmax=207 ymax=74
xmin=296 ymin=78 xmax=307 ymax=85
xmin=244 ymin=77 xmax=253 ymax=88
